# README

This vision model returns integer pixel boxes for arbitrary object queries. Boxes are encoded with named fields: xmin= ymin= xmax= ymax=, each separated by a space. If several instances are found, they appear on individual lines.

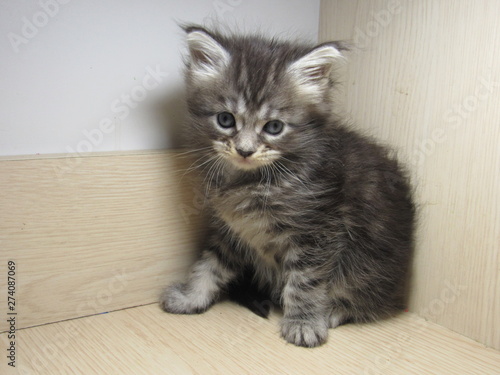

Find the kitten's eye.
xmin=263 ymin=120 xmax=284 ymax=135
xmin=217 ymin=112 xmax=236 ymax=129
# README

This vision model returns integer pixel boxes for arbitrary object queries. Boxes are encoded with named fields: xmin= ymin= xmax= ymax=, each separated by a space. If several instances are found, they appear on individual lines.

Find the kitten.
xmin=160 ymin=25 xmax=415 ymax=348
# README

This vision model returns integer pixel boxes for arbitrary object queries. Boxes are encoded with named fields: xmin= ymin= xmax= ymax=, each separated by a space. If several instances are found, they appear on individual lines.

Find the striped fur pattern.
xmin=160 ymin=26 xmax=415 ymax=347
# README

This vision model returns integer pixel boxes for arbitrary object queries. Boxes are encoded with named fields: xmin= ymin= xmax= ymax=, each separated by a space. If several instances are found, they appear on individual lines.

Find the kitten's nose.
xmin=236 ymin=149 xmax=254 ymax=158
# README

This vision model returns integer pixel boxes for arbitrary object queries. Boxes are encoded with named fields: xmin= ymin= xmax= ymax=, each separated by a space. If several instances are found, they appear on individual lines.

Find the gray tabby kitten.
xmin=160 ymin=25 xmax=415 ymax=348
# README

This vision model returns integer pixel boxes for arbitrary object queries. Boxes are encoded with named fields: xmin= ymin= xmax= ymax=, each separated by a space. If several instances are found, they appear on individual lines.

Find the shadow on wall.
xmin=152 ymin=84 xmax=189 ymax=149
xmin=152 ymin=84 xmax=210 ymax=255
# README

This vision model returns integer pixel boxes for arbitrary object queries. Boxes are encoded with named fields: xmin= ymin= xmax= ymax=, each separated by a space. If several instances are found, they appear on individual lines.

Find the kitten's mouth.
xmin=212 ymin=142 xmax=275 ymax=171
xmin=231 ymin=156 xmax=261 ymax=170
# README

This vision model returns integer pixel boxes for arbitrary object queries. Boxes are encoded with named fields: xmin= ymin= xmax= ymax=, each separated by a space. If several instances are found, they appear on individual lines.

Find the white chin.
xmin=230 ymin=157 xmax=261 ymax=170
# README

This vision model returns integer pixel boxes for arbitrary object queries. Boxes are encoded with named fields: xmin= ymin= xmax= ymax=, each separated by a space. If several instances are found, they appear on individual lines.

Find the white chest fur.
xmin=212 ymin=187 xmax=282 ymax=264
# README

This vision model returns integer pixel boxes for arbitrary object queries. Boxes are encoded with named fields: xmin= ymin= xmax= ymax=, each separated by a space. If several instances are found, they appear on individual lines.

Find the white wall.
xmin=0 ymin=0 xmax=320 ymax=157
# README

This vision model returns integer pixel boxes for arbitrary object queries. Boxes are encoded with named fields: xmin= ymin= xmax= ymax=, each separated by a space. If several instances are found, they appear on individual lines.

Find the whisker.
xmin=172 ymin=150 xmax=213 ymax=185
xmin=185 ymin=152 xmax=220 ymax=172
xmin=274 ymin=161 xmax=318 ymax=202
xmin=173 ymin=146 xmax=214 ymax=158
xmin=204 ymin=154 xmax=226 ymax=198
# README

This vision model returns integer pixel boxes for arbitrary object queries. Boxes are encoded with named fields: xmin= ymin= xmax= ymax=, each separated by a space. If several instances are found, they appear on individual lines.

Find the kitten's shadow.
xmin=151 ymin=84 xmax=210 ymax=259
xmin=151 ymin=84 xmax=189 ymax=149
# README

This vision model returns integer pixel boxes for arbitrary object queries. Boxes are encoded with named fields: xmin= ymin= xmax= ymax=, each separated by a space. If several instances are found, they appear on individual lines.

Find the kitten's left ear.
xmin=288 ymin=43 xmax=344 ymax=98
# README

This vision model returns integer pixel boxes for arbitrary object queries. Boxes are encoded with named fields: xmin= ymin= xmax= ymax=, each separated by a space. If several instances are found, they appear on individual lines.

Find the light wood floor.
xmin=1 ymin=302 xmax=499 ymax=375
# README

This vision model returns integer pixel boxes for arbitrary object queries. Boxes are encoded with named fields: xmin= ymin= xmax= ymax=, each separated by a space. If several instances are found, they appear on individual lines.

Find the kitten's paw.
xmin=329 ymin=311 xmax=347 ymax=328
xmin=160 ymin=283 xmax=209 ymax=314
xmin=280 ymin=318 xmax=328 ymax=348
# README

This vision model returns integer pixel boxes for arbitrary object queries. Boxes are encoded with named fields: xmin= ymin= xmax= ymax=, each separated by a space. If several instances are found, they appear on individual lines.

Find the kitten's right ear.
xmin=287 ymin=42 xmax=344 ymax=100
xmin=185 ymin=28 xmax=229 ymax=81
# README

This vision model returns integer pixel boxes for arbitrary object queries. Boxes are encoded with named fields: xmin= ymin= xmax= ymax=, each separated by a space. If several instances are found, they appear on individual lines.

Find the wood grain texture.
xmin=320 ymin=0 xmax=500 ymax=349
xmin=1 ymin=302 xmax=499 ymax=375
xmin=0 ymin=151 xmax=204 ymax=330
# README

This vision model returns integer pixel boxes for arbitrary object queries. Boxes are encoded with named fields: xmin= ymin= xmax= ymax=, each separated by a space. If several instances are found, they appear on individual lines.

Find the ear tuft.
xmin=186 ymin=29 xmax=229 ymax=81
xmin=288 ymin=44 xmax=343 ymax=98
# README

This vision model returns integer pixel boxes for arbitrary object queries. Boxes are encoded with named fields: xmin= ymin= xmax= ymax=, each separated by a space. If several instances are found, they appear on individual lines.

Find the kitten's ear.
xmin=288 ymin=43 xmax=343 ymax=98
xmin=185 ymin=28 xmax=229 ymax=81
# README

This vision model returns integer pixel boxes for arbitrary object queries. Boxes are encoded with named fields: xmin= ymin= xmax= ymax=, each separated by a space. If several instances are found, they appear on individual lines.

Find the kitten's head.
xmin=182 ymin=25 xmax=344 ymax=171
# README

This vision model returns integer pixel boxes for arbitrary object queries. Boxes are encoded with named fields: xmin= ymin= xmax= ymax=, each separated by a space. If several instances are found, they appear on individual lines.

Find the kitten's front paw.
xmin=160 ymin=283 xmax=209 ymax=314
xmin=280 ymin=318 xmax=328 ymax=348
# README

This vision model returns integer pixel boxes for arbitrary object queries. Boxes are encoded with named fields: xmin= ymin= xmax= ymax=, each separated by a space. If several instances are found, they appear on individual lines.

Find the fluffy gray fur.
xmin=160 ymin=25 xmax=415 ymax=348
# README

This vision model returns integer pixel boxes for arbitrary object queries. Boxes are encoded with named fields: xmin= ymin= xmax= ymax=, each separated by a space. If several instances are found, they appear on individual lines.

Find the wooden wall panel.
xmin=0 ymin=152 xmax=204 ymax=330
xmin=320 ymin=0 xmax=500 ymax=349
xmin=1 ymin=2 xmax=499 ymax=351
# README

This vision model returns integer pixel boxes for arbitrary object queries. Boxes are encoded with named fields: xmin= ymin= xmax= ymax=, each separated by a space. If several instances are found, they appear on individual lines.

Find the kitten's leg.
xmin=160 ymin=249 xmax=235 ymax=314
xmin=280 ymin=269 xmax=331 ymax=348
